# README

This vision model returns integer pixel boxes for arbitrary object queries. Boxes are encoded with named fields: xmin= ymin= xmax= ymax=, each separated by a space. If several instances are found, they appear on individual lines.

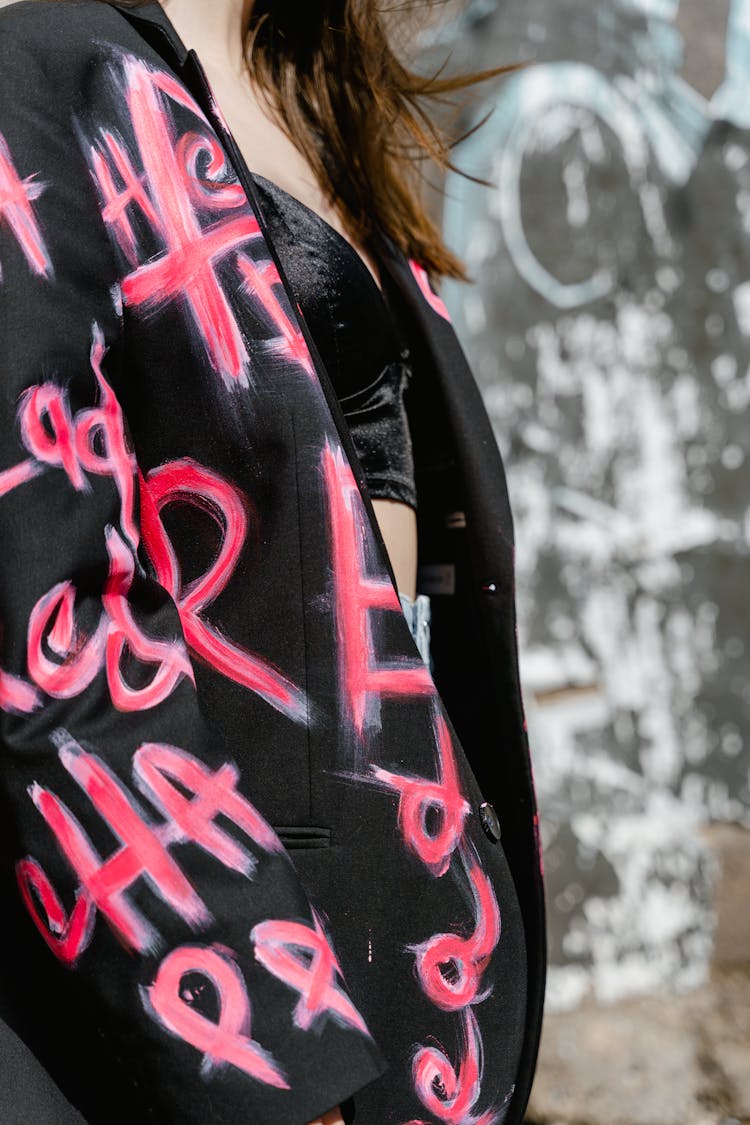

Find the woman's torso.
xmin=0 ymin=4 xmax=541 ymax=1121
xmin=197 ymin=59 xmax=420 ymax=599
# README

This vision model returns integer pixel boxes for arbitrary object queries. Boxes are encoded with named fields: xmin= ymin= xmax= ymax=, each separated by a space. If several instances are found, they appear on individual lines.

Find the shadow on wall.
xmin=431 ymin=0 xmax=750 ymax=1018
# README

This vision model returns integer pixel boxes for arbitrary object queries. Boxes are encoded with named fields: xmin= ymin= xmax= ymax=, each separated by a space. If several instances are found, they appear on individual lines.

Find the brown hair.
xmin=103 ymin=1 xmax=528 ymax=282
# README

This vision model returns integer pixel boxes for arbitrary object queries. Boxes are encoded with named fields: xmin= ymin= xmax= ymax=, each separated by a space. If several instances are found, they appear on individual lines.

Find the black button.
xmin=479 ymin=801 xmax=501 ymax=842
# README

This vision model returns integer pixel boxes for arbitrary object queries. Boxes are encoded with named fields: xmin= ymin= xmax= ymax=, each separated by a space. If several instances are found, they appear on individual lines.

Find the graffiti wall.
xmin=436 ymin=0 xmax=750 ymax=1010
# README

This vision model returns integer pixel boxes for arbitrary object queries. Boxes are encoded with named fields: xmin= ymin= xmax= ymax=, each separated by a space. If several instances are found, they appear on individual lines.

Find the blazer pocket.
xmin=273 ymin=825 xmax=331 ymax=850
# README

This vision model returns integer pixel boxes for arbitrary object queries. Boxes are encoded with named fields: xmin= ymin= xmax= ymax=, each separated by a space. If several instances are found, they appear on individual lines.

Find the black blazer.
xmin=0 ymin=2 xmax=546 ymax=1123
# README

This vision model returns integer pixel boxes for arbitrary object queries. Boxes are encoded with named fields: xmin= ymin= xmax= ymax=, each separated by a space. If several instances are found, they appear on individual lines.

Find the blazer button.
xmin=479 ymin=801 xmax=501 ymax=842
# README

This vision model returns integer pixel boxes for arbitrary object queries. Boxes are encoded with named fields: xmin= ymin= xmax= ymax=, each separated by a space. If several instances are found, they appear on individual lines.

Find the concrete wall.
xmin=427 ymin=1 xmax=749 ymax=1119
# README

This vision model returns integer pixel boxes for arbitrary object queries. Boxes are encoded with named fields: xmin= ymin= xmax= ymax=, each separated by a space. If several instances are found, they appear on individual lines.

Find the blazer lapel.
xmin=110 ymin=0 xmax=188 ymax=64
xmin=376 ymin=237 xmax=516 ymax=591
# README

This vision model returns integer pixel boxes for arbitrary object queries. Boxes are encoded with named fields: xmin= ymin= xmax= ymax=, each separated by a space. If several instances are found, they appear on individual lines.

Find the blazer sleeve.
xmin=0 ymin=29 xmax=386 ymax=1125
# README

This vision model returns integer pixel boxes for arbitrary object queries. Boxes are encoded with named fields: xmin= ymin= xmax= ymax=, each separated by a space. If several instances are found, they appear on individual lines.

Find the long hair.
xmin=101 ymin=1 xmax=527 ymax=282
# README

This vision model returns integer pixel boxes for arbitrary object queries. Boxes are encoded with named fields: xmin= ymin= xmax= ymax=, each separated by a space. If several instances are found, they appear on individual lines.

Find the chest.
xmin=200 ymin=64 xmax=385 ymax=294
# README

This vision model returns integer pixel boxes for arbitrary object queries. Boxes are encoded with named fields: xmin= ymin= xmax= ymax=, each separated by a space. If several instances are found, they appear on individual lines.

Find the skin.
xmin=163 ymin=0 xmax=419 ymax=601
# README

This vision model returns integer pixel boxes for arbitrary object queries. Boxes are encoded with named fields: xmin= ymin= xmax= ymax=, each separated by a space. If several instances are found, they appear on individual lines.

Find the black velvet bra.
xmin=250 ymin=172 xmax=418 ymax=511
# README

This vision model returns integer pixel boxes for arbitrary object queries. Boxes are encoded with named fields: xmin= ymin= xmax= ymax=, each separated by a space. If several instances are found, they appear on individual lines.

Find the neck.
xmin=161 ymin=0 xmax=250 ymax=75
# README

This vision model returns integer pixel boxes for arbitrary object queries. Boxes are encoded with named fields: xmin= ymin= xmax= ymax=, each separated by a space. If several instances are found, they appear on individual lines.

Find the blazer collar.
xmin=110 ymin=1 xmax=190 ymax=66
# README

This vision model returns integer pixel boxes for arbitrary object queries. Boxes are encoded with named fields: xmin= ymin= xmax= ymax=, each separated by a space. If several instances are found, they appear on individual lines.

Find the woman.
xmin=0 ymin=1 xmax=546 ymax=1123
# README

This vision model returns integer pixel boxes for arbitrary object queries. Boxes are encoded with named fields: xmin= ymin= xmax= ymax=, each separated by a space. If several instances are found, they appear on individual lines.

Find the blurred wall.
xmin=431 ymin=0 xmax=750 ymax=1014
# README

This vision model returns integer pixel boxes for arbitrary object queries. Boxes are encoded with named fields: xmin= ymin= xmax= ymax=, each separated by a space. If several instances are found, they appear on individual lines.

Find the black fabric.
xmin=0 ymin=2 xmax=546 ymax=1123
xmin=379 ymin=242 xmax=548 ymax=1122
xmin=0 ymin=1018 xmax=86 ymax=1125
xmin=250 ymin=172 xmax=419 ymax=510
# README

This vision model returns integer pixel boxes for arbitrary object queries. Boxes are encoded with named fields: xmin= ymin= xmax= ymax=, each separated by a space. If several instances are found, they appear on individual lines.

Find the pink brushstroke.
xmin=0 ymin=131 xmax=52 ymax=281
xmin=19 ymin=383 xmax=87 ymax=492
xmin=177 ymin=131 xmax=247 ymax=212
xmin=370 ymin=705 xmax=470 ymax=877
xmin=236 ymin=253 xmax=313 ymax=376
xmin=18 ymin=325 xmax=137 ymax=545
xmin=321 ymin=440 xmax=433 ymax=738
xmin=0 ymin=616 xmax=40 ymax=714
xmin=90 ymin=59 xmax=261 ymax=386
xmin=411 ymin=849 xmax=501 ymax=1012
xmin=16 ymin=857 xmax=95 ymax=967
xmin=143 ymin=944 xmax=289 ymax=1087
xmin=0 ymin=656 xmax=40 ymax=715
xmin=251 ymin=912 xmax=370 ymax=1036
xmin=89 ymin=130 xmax=161 ymax=266
xmin=27 ymin=581 xmax=108 ymax=699
xmin=408 ymin=259 xmax=451 ymax=322
xmin=30 ymin=737 xmax=210 ymax=953
xmin=104 ymin=525 xmax=194 ymax=713
xmin=411 ymin=1009 xmax=500 ymax=1125
xmin=132 ymin=742 xmax=284 ymax=876
xmin=75 ymin=325 xmax=138 ymax=549
xmin=0 ymin=457 xmax=45 ymax=499
xmin=139 ymin=458 xmax=307 ymax=722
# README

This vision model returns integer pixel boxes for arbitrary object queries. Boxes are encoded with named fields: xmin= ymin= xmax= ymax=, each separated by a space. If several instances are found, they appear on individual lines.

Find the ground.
xmin=527 ymin=824 xmax=750 ymax=1125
